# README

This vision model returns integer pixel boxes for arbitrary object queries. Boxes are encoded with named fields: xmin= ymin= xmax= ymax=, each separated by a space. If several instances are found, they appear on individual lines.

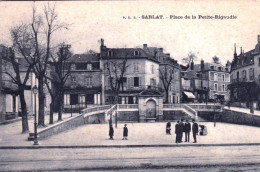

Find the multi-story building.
xmin=194 ymin=60 xmax=230 ymax=102
xmin=100 ymin=40 xmax=161 ymax=105
xmin=229 ymin=35 xmax=260 ymax=109
xmin=62 ymin=53 xmax=102 ymax=111
xmin=181 ymin=60 xmax=230 ymax=103
xmin=143 ymin=46 xmax=181 ymax=104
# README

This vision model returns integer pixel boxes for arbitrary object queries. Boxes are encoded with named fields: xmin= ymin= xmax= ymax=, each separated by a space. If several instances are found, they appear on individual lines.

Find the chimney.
xmin=258 ymin=35 xmax=260 ymax=44
xmin=143 ymin=44 xmax=147 ymax=49
xmin=101 ymin=38 xmax=104 ymax=46
xmin=240 ymin=47 xmax=242 ymax=55
xmin=201 ymin=60 xmax=205 ymax=71
xmin=159 ymin=48 xmax=163 ymax=52
xmin=100 ymin=38 xmax=106 ymax=52
xmin=165 ymin=53 xmax=170 ymax=57
xmin=191 ymin=61 xmax=194 ymax=70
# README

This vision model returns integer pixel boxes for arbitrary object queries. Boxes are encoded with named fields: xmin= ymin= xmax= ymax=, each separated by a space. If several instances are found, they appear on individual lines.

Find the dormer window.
xmin=210 ymin=66 xmax=214 ymax=70
xmin=87 ymin=63 xmax=92 ymax=70
xmin=134 ymin=50 xmax=140 ymax=56
xmin=108 ymin=50 xmax=113 ymax=57
xmin=218 ymin=67 xmax=221 ymax=71
xmin=71 ymin=64 xmax=76 ymax=70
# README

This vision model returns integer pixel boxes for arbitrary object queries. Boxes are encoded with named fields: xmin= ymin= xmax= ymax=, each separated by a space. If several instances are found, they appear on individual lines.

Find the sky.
xmin=1 ymin=1 xmax=260 ymax=65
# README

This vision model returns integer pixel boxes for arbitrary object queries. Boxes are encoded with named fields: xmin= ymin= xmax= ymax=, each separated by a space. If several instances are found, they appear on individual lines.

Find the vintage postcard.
xmin=0 ymin=0 xmax=260 ymax=171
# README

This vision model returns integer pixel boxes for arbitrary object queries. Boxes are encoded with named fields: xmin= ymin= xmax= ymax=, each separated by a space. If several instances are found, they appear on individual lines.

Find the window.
xmin=242 ymin=70 xmax=246 ymax=80
xmin=134 ymin=51 xmax=140 ymax=56
xmin=71 ymin=76 xmax=76 ymax=88
xmin=214 ymin=83 xmax=218 ymax=91
xmin=70 ymin=94 xmax=78 ymax=105
xmin=108 ymin=50 xmax=113 ymax=56
xmin=214 ymin=73 xmax=218 ymax=81
xmin=225 ymin=74 xmax=230 ymax=82
xmin=259 ymin=57 xmax=260 ymax=66
xmin=250 ymin=68 xmax=254 ymax=80
xmin=150 ymin=78 xmax=156 ymax=87
xmin=218 ymin=67 xmax=221 ymax=71
xmin=222 ymin=74 xmax=225 ymax=81
xmin=210 ymin=66 xmax=214 ymax=70
xmin=87 ymin=64 xmax=92 ymax=70
xmin=237 ymin=71 xmax=239 ymax=79
xmin=134 ymin=77 xmax=139 ymax=87
xmin=210 ymin=72 xmax=214 ymax=80
xmin=151 ymin=65 xmax=154 ymax=74
xmin=86 ymin=94 xmax=94 ymax=104
xmin=86 ymin=76 xmax=92 ymax=87
xmin=222 ymin=84 xmax=225 ymax=91
xmin=76 ymin=63 xmax=86 ymax=70
xmin=134 ymin=63 xmax=139 ymax=72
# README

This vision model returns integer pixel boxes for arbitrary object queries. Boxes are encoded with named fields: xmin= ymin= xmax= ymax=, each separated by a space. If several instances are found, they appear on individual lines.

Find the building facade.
xmin=62 ymin=53 xmax=102 ymax=111
xmin=229 ymin=35 xmax=260 ymax=109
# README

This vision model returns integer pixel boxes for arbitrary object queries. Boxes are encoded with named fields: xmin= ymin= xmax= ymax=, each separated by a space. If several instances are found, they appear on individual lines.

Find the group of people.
xmin=109 ymin=124 xmax=128 ymax=140
xmin=108 ymin=119 xmax=199 ymax=143
xmin=167 ymin=119 xmax=198 ymax=143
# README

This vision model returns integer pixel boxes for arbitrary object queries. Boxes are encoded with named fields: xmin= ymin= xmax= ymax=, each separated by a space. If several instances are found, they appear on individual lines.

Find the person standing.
xmin=179 ymin=119 xmax=185 ymax=142
xmin=109 ymin=125 xmax=114 ymax=140
xmin=184 ymin=120 xmax=191 ymax=142
xmin=192 ymin=119 xmax=199 ymax=143
xmin=175 ymin=121 xmax=180 ymax=143
xmin=166 ymin=122 xmax=171 ymax=135
xmin=122 ymin=124 xmax=128 ymax=140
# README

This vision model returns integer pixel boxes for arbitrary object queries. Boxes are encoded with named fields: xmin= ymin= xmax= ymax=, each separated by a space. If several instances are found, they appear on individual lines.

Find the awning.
xmin=183 ymin=91 xmax=195 ymax=99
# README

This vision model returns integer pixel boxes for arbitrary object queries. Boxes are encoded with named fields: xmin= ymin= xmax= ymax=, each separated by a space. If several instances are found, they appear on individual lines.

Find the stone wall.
xmin=198 ymin=110 xmax=260 ymax=127
xmin=117 ymin=111 xmax=139 ymax=122
xmin=37 ymin=114 xmax=84 ymax=140
xmin=163 ymin=111 xmax=192 ymax=121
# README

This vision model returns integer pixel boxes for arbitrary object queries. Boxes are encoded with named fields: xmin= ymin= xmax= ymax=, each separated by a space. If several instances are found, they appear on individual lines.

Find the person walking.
xmin=166 ymin=122 xmax=171 ymax=135
xmin=192 ymin=119 xmax=199 ymax=143
xmin=179 ymin=119 xmax=185 ymax=142
xmin=175 ymin=121 xmax=180 ymax=143
xmin=122 ymin=124 xmax=128 ymax=140
xmin=109 ymin=125 xmax=114 ymax=140
xmin=184 ymin=120 xmax=191 ymax=142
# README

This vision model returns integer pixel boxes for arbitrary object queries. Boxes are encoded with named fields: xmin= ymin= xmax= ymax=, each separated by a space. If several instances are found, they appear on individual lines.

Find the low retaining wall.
xmin=117 ymin=111 xmax=139 ymax=122
xmin=36 ymin=114 xmax=84 ymax=140
xmin=163 ymin=111 xmax=191 ymax=121
xmin=198 ymin=110 xmax=260 ymax=127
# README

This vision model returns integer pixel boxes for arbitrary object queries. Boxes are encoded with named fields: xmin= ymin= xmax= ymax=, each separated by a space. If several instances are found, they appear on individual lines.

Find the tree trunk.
xmin=49 ymin=101 xmax=54 ymax=124
xmin=38 ymin=76 xmax=45 ymax=126
xmin=58 ymin=90 xmax=64 ymax=121
xmin=165 ymin=90 xmax=169 ymax=103
xmin=19 ymin=89 xmax=29 ymax=133
xmin=58 ymin=98 xmax=63 ymax=121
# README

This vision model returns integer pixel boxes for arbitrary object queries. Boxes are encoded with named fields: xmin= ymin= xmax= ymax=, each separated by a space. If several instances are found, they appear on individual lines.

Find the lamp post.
xmin=32 ymin=85 xmax=39 ymax=145
xmin=213 ymin=94 xmax=217 ymax=127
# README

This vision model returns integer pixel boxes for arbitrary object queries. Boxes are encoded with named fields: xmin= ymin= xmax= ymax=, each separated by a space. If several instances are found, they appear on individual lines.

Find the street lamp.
xmin=32 ymin=85 xmax=39 ymax=145
xmin=213 ymin=94 xmax=217 ymax=127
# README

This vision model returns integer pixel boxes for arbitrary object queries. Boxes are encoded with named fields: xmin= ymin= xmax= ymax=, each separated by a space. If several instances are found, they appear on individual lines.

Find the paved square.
xmin=41 ymin=122 xmax=260 ymax=146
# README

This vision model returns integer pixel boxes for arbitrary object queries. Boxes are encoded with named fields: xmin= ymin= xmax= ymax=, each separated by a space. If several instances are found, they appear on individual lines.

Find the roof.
xmin=231 ymin=49 xmax=255 ymax=71
xmin=100 ymin=47 xmax=159 ymax=62
xmin=69 ymin=53 xmax=100 ymax=62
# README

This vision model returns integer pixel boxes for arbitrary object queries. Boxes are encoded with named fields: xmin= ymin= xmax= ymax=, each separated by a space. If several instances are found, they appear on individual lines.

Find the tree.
xmin=45 ymin=44 xmax=72 ymax=123
xmin=159 ymin=65 xmax=174 ymax=103
xmin=104 ymin=49 xmax=130 ymax=104
xmin=212 ymin=55 xmax=220 ymax=64
xmin=11 ymin=4 xmax=69 ymax=126
xmin=181 ymin=52 xmax=198 ymax=70
xmin=182 ymin=52 xmax=198 ymax=64
xmin=2 ymin=46 xmax=35 ymax=133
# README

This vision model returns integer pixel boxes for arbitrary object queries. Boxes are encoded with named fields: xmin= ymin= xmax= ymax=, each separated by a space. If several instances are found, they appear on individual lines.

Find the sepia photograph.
xmin=1 ymin=0 xmax=260 ymax=171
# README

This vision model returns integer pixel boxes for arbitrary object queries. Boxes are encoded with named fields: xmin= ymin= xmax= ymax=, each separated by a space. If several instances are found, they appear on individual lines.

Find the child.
xmin=122 ymin=124 xmax=128 ymax=140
